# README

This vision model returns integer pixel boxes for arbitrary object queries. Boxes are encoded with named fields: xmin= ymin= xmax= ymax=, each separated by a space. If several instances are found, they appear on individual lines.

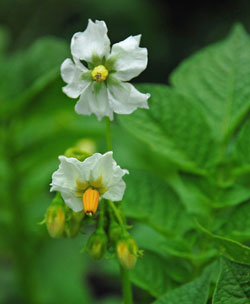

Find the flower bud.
xmin=64 ymin=210 xmax=85 ymax=238
xmin=87 ymin=230 xmax=108 ymax=260
xmin=46 ymin=205 xmax=65 ymax=238
xmin=75 ymin=139 xmax=96 ymax=154
xmin=64 ymin=147 xmax=91 ymax=161
xmin=117 ymin=238 xmax=138 ymax=270
xmin=109 ymin=221 xmax=122 ymax=243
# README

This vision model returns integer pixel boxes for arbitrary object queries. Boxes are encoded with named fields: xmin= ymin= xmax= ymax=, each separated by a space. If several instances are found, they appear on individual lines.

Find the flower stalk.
xmin=120 ymin=265 xmax=133 ymax=304
xmin=105 ymin=115 xmax=134 ymax=304
xmin=105 ymin=117 xmax=112 ymax=151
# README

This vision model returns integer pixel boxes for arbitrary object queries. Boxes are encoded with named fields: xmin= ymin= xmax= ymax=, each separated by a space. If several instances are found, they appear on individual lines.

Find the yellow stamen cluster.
xmin=91 ymin=65 xmax=109 ymax=82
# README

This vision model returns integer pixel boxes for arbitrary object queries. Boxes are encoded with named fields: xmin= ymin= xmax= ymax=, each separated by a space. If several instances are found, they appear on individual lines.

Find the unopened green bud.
xmin=87 ymin=230 xmax=108 ymax=260
xmin=117 ymin=238 xmax=138 ymax=270
xmin=64 ymin=147 xmax=92 ymax=161
xmin=109 ymin=221 xmax=122 ymax=243
xmin=46 ymin=205 xmax=65 ymax=238
xmin=64 ymin=210 xmax=85 ymax=238
xmin=75 ymin=139 xmax=96 ymax=154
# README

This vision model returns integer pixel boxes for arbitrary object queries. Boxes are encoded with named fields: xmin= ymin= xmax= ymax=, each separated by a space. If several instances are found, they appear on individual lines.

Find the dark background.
xmin=1 ymin=0 xmax=250 ymax=84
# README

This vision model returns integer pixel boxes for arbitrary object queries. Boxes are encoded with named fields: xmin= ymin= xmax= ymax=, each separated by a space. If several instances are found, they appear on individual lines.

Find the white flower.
xmin=61 ymin=19 xmax=150 ymax=120
xmin=50 ymin=151 xmax=129 ymax=215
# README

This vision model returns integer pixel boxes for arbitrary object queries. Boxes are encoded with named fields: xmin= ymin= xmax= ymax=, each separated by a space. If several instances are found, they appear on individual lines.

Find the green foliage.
xmin=171 ymin=24 xmax=250 ymax=142
xmin=213 ymin=258 xmax=250 ymax=304
xmin=118 ymin=24 xmax=250 ymax=303
xmin=152 ymin=263 xmax=214 ymax=304
xmin=119 ymin=85 xmax=217 ymax=174
xmin=123 ymin=170 xmax=193 ymax=235
xmin=197 ymin=222 xmax=250 ymax=265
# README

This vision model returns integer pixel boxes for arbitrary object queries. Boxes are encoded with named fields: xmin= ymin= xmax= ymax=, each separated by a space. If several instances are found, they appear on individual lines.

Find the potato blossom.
xmin=61 ymin=19 xmax=150 ymax=120
xmin=50 ymin=152 xmax=129 ymax=215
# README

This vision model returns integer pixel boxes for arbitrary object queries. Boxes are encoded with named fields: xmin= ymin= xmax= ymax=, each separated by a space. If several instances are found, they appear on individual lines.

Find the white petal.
xmin=61 ymin=191 xmax=83 ymax=212
xmin=109 ymin=164 xmax=129 ymax=188
xmin=90 ymin=151 xmax=114 ymax=186
xmin=75 ymin=82 xmax=113 ymax=120
xmin=61 ymin=58 xmax=89 ymax=99
xmin=103 ymin=180 xmax=126 ymax=201
xmin=79 ymin=152 xmax=103 ymax=179
xmin=61 ymin=58 xmax=76 ymax=83
xmin=71 ymin=19 xmax=110 ymax=62
xmin=109 ymin=35 xmax=148 ymax=81
xmin=50 ymin=156 xmax=81 ymax=193
xmin=107 ymin=81 xmax=150 ymax=115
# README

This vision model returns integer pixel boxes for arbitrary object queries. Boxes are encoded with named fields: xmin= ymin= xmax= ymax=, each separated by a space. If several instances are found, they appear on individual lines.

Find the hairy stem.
xmin=105 ymin=115 xmax=133 ymax=303
xmin=108 ymin=200 xmax=127 ymax=234
xmin=120 ymin=265 xmax=133 ymax=304
xmin=105 ymin=117 xmax=112 ymax=151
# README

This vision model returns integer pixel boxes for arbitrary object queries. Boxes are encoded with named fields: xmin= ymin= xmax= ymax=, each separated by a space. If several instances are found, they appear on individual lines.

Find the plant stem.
xmin=108 ymin=200 xmax=127 ymax=234
xmin=120 ymin=265 xmax=133 ymax=304
xmin=97 ymin=199 xmax=106 ymax=231
xmin=104 ymin=115 xmax=133 ymax=303
xmin=105 ymin=117 xmax=112 ymax=151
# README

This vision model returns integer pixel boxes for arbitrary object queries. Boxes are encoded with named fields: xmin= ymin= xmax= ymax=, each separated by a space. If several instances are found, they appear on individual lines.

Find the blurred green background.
xmin=1 ymin=0 xmax=250 ymax=303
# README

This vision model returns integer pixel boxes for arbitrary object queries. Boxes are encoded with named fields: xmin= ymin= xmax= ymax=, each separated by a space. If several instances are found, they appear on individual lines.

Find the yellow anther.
xmin=91 ymin=65 xmax=109 ymax=82
xmin=82 ymin=188 xmax=100 ymax=216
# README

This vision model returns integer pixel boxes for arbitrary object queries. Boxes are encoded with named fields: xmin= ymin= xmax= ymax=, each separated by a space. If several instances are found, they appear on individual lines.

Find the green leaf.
xmin=171 ymin=24 xmax=250 ymax=141
xmin=123 ymin=170 xmax=193 ymax=236
xmin=234 ymin=118 xmax=250 ymax=166
xmin=213 ymin=258 xmax=250 ymax=304
xmin=119 ymin=84 xmax=217 ymax=174
xmin=219 ymin=201 xmax=250 ymax=242
xmin=1 ymin=37 xmax=69 ymax=118
xmin=180 ymin=173 xmax=250 ymax=209
xmin=131 ymin=250 xmax=177 ymax=297
xmin=153 ymin=263 xmax=213 ymax=304
xmin=197 ymin=222 xmax=250 ymax=265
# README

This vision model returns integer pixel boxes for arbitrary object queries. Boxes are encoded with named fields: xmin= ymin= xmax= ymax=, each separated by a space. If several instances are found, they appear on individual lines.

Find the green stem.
xmin=105 ymin=117 xmax=112 ymax=151
xmin=97 ymin=200 xmax=106 ymax=231
xmin=108 ymin=200 xmax=127 ymax=234
xmin=120 ymin=265 xmax=133 ymax=304
xmin=104 ymin=116 xmax=133 ymax=303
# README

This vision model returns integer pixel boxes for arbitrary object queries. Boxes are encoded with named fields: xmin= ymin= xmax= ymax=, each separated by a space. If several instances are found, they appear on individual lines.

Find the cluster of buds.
xmin=45 ymin=190 xmax=140 ymax=269
xmin=84 ymin=201 xmax=140 ymax=270
xmin=44 ymin=193 xmax=85 ymax=238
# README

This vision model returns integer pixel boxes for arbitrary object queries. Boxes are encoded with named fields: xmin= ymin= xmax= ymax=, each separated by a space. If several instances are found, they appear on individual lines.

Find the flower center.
xmin=82 ymin=188 xmax=100 ymax=216
xmin=91 ymin=65 xmax=109 ymax=82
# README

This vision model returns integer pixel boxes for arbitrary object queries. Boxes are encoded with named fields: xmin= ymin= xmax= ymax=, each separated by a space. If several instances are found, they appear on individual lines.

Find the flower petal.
xmin=109 ymin=163 xmax=129 ymax=188
xmin=90 ymin=151 xmax=114 ymax=186
xmin=89 ymin=152 xmax=128 ymax=197
xmin=50 ymin=156 xmax=80 ymax=192
xmin=103 ymin=180 xmax=126 ymax=201
xmin=79 ymin=152 xmax=103 ymax=179
xmin=109 ymin=35 xmax=148 ymax=81
xmin=107 ymin=81 xmax=150 ymax=115
xmin=61 ymin=191 xmax=83 ymax=212
xmin=75 ymin=82 xmax=113 ymax=120
xmin=71 ymin=19 xmax=110 ymax=62
xmin=61 ymin=58 xmax=89 ymax=98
